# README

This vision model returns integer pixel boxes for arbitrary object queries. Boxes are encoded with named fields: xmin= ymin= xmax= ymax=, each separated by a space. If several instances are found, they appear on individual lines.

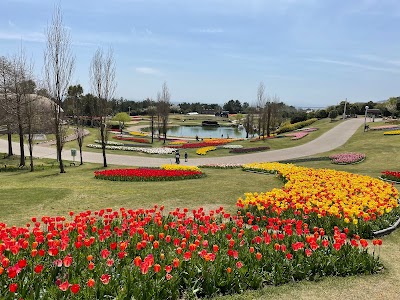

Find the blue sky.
xmin=1 ymin=0 xmax=400 ymax=107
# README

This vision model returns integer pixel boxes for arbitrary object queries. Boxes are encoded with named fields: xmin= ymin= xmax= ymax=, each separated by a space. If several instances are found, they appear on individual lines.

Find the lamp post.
xmin=343 ymin=98 xmax=347 ymax=119
xmin=364 ymin=106 xmax=369 ymax=132
xmin=128 ymin=106 xmax=131 ymax=116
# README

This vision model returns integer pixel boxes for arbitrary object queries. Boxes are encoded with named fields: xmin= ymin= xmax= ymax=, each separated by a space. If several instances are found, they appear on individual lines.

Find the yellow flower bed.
xmin=240 ymin=162 xmax=399 ymax=223
xmin=169 ymin=140 xmax=188 ymax=145
xmin=161 ymin=164 xmax=201 ymax=172
xmin=129 ymin=131 xmax=147 ymax=136
xmin=383 ymin=130 xmax=400 ymax=135
xmin=196 ymin=146 xmax=217 ymax=155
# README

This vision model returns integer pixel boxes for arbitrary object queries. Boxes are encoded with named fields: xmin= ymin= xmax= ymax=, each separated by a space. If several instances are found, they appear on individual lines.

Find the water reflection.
xmin=147 ymin=126 xmax=250 ymax=139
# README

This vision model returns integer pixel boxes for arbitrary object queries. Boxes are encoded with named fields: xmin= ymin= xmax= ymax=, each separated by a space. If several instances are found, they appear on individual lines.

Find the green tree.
xmin=112 ymin=112 xmax=131 ymax=133
xmin=329 ymin=110 xmax=338 ymax=121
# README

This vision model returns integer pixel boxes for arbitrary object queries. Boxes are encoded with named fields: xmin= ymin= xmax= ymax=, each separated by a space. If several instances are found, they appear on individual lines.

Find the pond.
xmin=165 ymin=125 xmax=249 ymax=139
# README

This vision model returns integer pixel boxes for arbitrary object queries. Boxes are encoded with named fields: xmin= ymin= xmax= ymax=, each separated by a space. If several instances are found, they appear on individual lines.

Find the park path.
xmin=0 ymin=118 xmax=365 ymax=167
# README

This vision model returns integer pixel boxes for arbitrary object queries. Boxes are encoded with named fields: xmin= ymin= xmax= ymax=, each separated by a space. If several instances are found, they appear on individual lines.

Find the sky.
xmin=1 ymin=0 xmax=400 ymax=108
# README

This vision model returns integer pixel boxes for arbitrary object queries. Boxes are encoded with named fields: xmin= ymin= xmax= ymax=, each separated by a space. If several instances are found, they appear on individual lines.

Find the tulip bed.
xmin=381 ymin=171 xmax=400 ymax=183
xmin=0 ymin=204 xmax=384 ymax=300
xmin=229 ymin=146 xmax=270 ymax=154
xmin=240 ymin=163 xmax=400 ymax=237
xmin=196 ymin=146 xmax=217 ymax=155
xmin=113 ymin=136 xmax=151 ymax=144
xmin=383 ymin=130 xmax=400 ymax=135
xmin=329 ymin=152 xmax=366 ymax=164
xmin=94 ymin=167 xmax=204 ymax=181
xmin=198 ymin=164 xmax=243 ymax=169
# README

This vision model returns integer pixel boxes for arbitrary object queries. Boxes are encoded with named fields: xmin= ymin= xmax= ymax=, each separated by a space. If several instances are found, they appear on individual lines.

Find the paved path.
xmin=0 ymin=118 xmax=364 ymax=167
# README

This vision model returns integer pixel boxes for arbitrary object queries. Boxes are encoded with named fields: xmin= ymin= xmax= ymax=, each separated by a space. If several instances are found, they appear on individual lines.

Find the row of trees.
xmin=0 ymin=5 xmax=118 ymax=173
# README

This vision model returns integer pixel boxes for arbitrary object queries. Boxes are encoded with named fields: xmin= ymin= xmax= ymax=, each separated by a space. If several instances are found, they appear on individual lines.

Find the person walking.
xmin=184 ymin=151 xmax=188 ymax=162
xmin=175 ymin=150 xmax=180 ymax=164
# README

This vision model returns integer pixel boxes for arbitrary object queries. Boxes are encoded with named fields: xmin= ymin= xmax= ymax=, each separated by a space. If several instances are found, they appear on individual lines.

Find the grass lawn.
xmin=0 ymin=118 xmax=399 ymax=300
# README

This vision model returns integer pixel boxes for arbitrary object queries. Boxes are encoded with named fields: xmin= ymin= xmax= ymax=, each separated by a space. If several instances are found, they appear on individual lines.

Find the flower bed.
xmin=329 ymin=152 xmax=365 ymax=164
xmin=381 ymin=171 xmax=400 ymax=183
xmin=129 ymin=131 xmax=147 ymax=137
xmin=284 ymin=132 xmax=309 ymax=140
xmin=94 ymin=168 xmax=204 ymax=181
xmin=161 ymin=164 xmax=201 ymax=172
xmin=175 ymin=139 xmax=234 ymax=149
xmin=383 ymin=130 xmax=400 ymax=135
xmin=168 ymin=140 xmax=188 ymax=145
xmin=0 ymin=206 xmax=383 ymax=299
xmin=94 ymin=140 xmax=124 ymax=146
xmin=87 ymin=144 xmax=177 ymax=155
xmin=196 ymin=146 xmax=217 ymax=155
xmin=198 ymin=163 xmax=242 ymax=169
xmin=275 ymin=118 xmax=318 ymax=134
xmin=229 ymin=146 xmax=270 ymax=154
xmin=222 ymin=144 xmax=243 ymax=149
xmin=240 ymin=162 xmax=399 ymax=237
xmin=370 ymin=125 xmax=400 ymax=131
xmin=113 ymin=136 xmax=151 ymax=144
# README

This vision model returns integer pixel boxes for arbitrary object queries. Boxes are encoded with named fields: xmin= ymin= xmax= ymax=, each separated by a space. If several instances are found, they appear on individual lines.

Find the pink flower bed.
xmin=370 ymin=125 xmax=400 ymax=131
xmin=285 ymin=132 xmax=309 ymax=140
xmin=329 ymin=152 xmax=366 ymax=164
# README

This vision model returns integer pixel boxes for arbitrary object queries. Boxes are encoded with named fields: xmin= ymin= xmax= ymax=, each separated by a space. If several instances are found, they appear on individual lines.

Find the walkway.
xmin=0 ymin=118 xmax=364 ymax=167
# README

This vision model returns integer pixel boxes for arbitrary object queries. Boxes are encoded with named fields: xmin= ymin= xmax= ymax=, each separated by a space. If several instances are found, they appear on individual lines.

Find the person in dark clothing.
xmin=175 ymin=150 xmax=180 ymax=164
xmin=184 ymin=151 xmax=188 ymax=162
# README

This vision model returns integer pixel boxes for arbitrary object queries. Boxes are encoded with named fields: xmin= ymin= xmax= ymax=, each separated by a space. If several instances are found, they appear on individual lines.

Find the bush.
xmin=275 ymin=118 xmax=318 ymax=134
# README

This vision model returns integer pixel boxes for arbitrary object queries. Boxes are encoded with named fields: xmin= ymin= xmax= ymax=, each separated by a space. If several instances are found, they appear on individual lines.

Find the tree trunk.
xmin=151 ymin=116 xmax=154 ymax=143
xmin=100 ymin=119 xmax=107 ymax=167
xmin=18 ymin=123 xmax=25 ymax=167
xmin=28 ymin=136 xmax=34 ymax=172
xmin=7 ymin=124 xmax=13 ymax=156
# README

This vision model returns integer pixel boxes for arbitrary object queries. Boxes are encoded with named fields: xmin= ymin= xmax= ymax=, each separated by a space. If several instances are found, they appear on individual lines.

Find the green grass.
xmin=1 ymin=118 xmax=400 ymax=300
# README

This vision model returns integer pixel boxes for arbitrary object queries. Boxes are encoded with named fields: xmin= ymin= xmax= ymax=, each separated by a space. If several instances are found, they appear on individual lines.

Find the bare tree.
xmin=24 ymin=93 xmax=46 ymax=172
xmin=9 ymin=49 xmax=35 ymax=167
xmin=157 ymin=82 xmax=170 ymax=144
xmin=256 ymin=82 xmax=266 ymax=139
xmin=0 ymin=56 xmax=14 ymax=156
xmin=244 ymin=106 xmax=256 ymax=138
xmin=44 ymin=4 xmax=75 ymax=173
xmin=385 ymin=97 xmax=398 ymax=117
xmin=90 ymin=48 xmax=116 ymax=168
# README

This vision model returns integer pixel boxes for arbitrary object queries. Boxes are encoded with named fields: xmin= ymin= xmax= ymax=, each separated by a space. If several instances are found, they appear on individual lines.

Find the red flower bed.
xmin=94 ymin=168 xmax=204 ymax=181
xmin=0 ymin=206 xmax=382 ymax=299
xmin=381 ymin=170 xmax=400 ymax=183
xmin=113 ymin=136 xmax=151 ymax=144
xmin=174 ymin=142 xmax=225 ymax=149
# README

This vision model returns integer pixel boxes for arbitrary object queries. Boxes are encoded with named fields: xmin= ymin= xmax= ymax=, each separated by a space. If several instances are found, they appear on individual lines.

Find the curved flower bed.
xmin=384 ymin=130 xmax=400 ymax=135
xmin=94 ymin=168 xmax=204 ymax=181
xmin=229 ymin=146 xmax=270 ymax=154
xmin=240 ymin=162 xmax=399 ymax=237
xmin=113 ymin=136 xmax=151 ymax=144
xmin=87 ymin=144 xmax=177 ymax=155
xmin=129 ymin=131 xmax=147 ymax=137
xmin=168 ymin=140 xmax=188 ymax=145
xmin=329 ymin=152 xmax=365 ymax=164
xmin=0 ymin=206 xmax=383 ymax=299
xmin=94 ymin=140 xmax=124 ymax=146
xmin=161 ymin=164 xmax=201 ymax=172
xmin=198 ymin=163 xmax=243 ymax=169
xmin=381 ymin=171 xmax=400 ymax=183
xmin=196 ymin=146 xmax=217 ymax=155
xmin=285 ymin=132 xmax=309 ymax=140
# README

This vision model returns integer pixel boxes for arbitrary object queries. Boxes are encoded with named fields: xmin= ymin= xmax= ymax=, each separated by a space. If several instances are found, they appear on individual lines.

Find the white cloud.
xmin=135 ymin=67 xmax=161 ymax=75
xmin=306 ymin=57 xmax=400 ymax=74
xmin=0 ymin=30 xmax=45 ymax=43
